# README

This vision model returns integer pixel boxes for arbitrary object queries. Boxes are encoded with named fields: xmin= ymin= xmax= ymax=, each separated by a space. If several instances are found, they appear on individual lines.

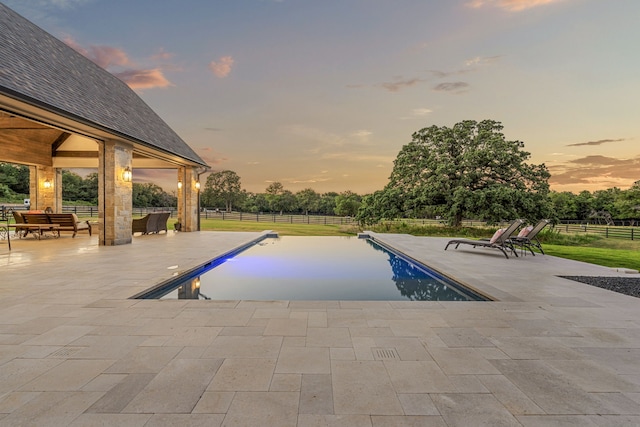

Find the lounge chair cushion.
xmin=489 ymin=228 xmax=505 ymax=244
xmin=517 ymin=226 xmax=533 ymax=238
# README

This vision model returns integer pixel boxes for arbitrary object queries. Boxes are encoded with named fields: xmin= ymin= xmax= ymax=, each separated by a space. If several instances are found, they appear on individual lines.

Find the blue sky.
xmin=6 ymin=0 xmax=640 ymax=194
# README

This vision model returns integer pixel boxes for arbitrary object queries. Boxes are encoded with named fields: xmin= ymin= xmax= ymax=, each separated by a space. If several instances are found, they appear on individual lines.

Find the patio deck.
xmin=0 ymin=231 xmax=639 ymax=426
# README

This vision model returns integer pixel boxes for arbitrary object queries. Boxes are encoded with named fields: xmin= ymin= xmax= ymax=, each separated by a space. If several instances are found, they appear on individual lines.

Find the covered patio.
xmin=0 ymin=3 xmax=208 ymax=246
xmin=1 ymin=231 xmax=639 ymax=425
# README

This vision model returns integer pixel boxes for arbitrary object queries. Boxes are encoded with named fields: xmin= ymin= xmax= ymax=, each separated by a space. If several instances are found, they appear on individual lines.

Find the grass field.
xmin=196 ymin=218 xmax=358 ymax=236
xmin=193 ymin=218 xmax=640 ymax=272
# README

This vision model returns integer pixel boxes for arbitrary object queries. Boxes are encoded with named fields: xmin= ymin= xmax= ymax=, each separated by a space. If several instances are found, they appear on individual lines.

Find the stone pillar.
xmin=28 ymin=165 xmax=55 ymax=211
xmin=54 ymin=169 xmax=63 ymax=213
xmin=98 ymin=139 xmax=133 ymax=245
xmin=182 ymin=167 xmax=200 ymax=232
xmin=177 ymin=166 xmax=186 ymax=231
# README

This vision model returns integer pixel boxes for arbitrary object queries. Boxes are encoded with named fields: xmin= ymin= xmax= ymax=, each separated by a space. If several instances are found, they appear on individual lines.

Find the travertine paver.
xmin=332 ymin=360 xmax=404 ymax=415
xmin=208 ymin=358 xmax=276 ymax=391
xmin=0 ymin=230 xmax=639 ymax=425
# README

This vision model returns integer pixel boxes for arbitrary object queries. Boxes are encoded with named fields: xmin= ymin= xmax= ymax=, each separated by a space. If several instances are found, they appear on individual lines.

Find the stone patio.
xmin=1 ymin=230 xmax=639 ymax=426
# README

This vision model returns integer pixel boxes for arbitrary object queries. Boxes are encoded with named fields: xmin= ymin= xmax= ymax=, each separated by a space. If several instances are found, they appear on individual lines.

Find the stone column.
xmin=176 ymin=166 xmax=186 ymax=231
xmin=182 ymin=167 xmax=200 ymax=232
xmin=54 ymin=168 xmax=63 ymax=213
xmin=28 ymin=165 xmax=55 ymax=211
xmin=98 ymin=139 xmax=133 ymax=245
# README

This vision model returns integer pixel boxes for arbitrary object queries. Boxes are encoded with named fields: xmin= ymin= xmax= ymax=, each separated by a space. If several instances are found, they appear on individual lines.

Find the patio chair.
xmin=444 ymin=219 xmax=525 ymax=259
xmin=155 ymin=212 xmax=170 ymax=234
xmin=508 ymin=219 xmax=550 ymax=255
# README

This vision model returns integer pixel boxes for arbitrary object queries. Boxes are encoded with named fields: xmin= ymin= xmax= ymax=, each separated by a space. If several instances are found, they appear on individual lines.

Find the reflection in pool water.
xmin=150 ymin=236 xmax=485 ymax=301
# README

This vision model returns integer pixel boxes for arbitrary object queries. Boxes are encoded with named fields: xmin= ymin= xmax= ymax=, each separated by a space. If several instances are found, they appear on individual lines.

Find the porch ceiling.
xmin=1 ymin=111 xmax=187 ymax=169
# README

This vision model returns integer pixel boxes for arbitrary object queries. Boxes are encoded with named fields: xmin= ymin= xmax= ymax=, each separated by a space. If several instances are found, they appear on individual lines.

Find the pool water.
xmin=151 ymin=236 xmax=485 ymax=301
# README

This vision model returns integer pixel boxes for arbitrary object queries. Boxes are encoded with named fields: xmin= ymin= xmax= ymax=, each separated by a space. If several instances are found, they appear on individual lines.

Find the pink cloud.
xmin=151 ymin=48 xmax=174 ymax=61
xmin=64 ymin=37 xmax=173 ymax=90
xmin=113 ymin=69 xmax=171 ymax=90
xmin=209 ymin=56 xmax=235 ymax=78
xmin=466 ymin=0 xmax=563 ymax=12
xmin=64 ymin=36 xmax=130 ymax=68
xmin=548 ymin=155 xmax=640 ymax=190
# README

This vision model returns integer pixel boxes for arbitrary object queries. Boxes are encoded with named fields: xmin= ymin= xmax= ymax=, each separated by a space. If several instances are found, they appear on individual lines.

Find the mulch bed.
xmin=559 ymin=276 xmax=640 ymax=299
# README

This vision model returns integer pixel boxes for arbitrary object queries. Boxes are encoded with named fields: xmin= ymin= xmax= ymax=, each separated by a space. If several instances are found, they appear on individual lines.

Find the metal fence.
xmin=11 ymin=205 xmax=637 ymax=240
xmin=60 ymin=206 xmax=178 ymax=218
xmin=553 ymin=222 xmax=637 ymax=241
xmin=58 ymin=206 xmax=356 ymax=226
xmin=200 ymin=210 xmax=356 ymax=225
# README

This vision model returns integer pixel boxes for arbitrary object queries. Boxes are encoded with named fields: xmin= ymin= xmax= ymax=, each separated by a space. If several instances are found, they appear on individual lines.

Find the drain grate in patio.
xmin=373 ymin=348 xmax=399 ymax=360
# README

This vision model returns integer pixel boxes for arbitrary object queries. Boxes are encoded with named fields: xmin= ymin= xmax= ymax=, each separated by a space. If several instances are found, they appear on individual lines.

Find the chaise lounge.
xmin=444 ymin=219 xmax=525 ymax=259
xmin=508 ymin=219 xmax=550 ymax=255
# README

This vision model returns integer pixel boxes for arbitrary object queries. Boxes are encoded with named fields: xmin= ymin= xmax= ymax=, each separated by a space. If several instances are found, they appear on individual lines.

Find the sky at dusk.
xmin=5 ymin=0 xmax=640 ymax=195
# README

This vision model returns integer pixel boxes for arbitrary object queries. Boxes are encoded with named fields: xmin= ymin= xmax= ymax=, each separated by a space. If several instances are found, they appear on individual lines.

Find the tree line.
xmin=0 ymin=167 xmax=177 ymax=208
xmin=200 ymin=172 xmax=362 ymax=216
xmin=2 ymin=119 xmax=639 ymax=224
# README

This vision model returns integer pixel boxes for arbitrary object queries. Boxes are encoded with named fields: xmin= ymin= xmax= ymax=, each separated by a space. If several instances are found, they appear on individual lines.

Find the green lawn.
xmin=542 ymin=245 xmax=640 ymax=272
xmin=193 ymin=218 xmax=358 ymax=236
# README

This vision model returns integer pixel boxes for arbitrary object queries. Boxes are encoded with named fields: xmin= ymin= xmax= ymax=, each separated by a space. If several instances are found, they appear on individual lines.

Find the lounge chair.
xmin=444 ymin=219 xmax=525 ymax=259
xmin=508 ymin=219 xmax=550 ymax=255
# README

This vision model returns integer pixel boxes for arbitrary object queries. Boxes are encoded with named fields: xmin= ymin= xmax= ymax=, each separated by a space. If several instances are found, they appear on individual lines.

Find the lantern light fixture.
xmin=177 ymin=180 xmax=183 ymax=189
xmin=122 ymin=166 xmax=132 ymax=182
xmin=195 ymin=181 xmax=201 ymax=190
xmin=43 ymin=179 xmax=52 ymax=189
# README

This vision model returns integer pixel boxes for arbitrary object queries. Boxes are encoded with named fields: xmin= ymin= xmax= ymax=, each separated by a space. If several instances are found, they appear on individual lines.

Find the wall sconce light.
xmin=122 ymin=166 xmax=132 ymax=182
xmin=43 ymin=179 xmax=52 ymax=189
xmin=177 ymin=181 xmax=183 ymax=189
xmin=195 ymin=181 xmax=201 ymax=190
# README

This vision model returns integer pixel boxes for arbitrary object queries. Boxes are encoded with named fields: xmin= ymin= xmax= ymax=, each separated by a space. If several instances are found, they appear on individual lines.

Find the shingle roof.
xmin=0 ymin=3 xmax=207 ymax=167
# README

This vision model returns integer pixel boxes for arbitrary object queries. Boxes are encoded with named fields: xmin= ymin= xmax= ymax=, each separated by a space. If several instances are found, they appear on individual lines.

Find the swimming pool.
xmin=137 ymin=236 xmax=487 ymax=301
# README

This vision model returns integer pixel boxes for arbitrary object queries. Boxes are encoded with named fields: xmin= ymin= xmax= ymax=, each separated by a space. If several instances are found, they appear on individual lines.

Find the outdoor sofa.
xmin=132 ymin=212 xmax=170 ymax=235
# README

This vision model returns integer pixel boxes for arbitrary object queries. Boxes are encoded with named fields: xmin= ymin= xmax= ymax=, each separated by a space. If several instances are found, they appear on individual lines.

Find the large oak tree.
xmin=358 ymin=120 xmax=551 ymax=226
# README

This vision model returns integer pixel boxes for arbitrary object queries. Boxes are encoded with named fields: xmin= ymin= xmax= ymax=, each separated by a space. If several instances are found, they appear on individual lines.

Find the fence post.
xmin=606 ymin=228 xmax=608 ymax=238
